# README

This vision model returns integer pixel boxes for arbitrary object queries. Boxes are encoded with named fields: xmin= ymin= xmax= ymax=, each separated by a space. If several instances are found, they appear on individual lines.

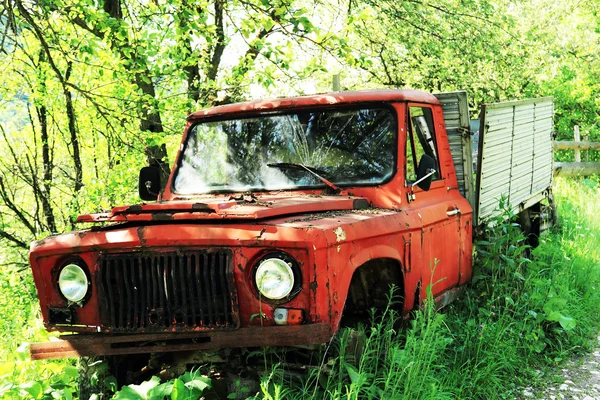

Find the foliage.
xmin=112 ymin=371 xmax=211 ymax=400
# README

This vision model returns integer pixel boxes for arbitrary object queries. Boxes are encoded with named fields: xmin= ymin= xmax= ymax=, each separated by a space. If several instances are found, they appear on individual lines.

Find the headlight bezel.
xmin=56 ymin=259 xmax=91 ymax=305
xmin=253 ymin=251 xmax=302 ymax=303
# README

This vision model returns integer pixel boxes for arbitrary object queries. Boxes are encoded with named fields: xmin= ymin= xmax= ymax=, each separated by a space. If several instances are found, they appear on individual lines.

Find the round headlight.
xmin=58 ymin=264 xmax=89 ymax=303
xmin=255 ymin=258 xmax=295 ymax=300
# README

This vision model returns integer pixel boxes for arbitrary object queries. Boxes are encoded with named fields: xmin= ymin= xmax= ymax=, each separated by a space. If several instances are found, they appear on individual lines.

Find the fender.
xmin=328 ymin=244 xmax=405 ymax=331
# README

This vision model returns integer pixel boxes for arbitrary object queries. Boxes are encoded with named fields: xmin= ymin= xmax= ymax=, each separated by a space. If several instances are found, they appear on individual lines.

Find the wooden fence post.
xmin=332 ymin=74 xmax=340 ymax=91
xmin=574 ymin=125 xmax=581 ymax=162
xmin=584 ymin=134 xmax=589 ymax=161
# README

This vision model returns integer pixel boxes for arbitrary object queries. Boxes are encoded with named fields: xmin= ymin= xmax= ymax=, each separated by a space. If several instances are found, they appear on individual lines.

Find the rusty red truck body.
xmin=28 ymin=89 xmax=554 ymax=360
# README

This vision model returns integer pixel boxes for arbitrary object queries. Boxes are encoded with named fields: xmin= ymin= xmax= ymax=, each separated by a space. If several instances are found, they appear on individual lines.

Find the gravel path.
xmin=521 ymin=336 xmax=600 ymax=400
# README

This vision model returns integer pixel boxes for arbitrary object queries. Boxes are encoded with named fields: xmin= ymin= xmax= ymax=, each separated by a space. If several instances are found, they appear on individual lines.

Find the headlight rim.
xmin=56 ymin=259 xmax=91 ymax=305
xmin=252 ymin=251 xmax=302 ymax=303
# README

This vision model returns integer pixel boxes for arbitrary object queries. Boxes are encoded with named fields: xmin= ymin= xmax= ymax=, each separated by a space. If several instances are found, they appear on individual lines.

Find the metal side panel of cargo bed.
xmin=476 ymin=97 xmax=554 ymax=224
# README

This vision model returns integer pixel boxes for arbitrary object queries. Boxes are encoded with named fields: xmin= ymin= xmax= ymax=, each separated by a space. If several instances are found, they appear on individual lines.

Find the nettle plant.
xmin=469 ymin=197 xmax=576 ymax=355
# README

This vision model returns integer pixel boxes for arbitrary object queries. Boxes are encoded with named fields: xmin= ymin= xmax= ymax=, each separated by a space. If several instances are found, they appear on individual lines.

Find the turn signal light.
xmin=273 ymin=308 xmax=304 ymax=325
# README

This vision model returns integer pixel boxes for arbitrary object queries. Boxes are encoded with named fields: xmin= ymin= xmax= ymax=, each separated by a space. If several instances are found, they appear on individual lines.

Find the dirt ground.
xmin=521 ymin=336 xmax=600 ymax=400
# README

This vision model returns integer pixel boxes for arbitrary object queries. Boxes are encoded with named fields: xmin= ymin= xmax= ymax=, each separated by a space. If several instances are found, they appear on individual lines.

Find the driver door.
xmin=404 ymin=104 xmax=462 ymax=301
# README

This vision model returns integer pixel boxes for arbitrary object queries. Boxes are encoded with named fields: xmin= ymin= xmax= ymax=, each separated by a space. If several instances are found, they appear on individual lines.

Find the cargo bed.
xmin=435 ymin=91 xmax=554 ymax=225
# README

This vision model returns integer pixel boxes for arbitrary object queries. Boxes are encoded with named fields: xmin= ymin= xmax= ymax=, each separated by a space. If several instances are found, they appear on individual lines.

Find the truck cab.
xmin=30 ymin=89 xmax=553 ymax=360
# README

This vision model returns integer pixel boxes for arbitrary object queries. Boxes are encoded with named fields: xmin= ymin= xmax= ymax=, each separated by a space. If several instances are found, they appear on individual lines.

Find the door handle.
xmin=446 ymin=208 xmax=461 ymax=217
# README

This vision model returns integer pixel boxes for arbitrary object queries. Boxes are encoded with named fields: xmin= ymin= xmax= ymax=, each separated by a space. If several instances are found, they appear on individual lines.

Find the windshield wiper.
xmin=267 ymin=162 xmax=341 ymax=194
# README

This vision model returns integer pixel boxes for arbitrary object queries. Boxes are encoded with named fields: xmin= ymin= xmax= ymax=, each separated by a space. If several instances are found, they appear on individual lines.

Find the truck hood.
xmin=76 ymin=194 xmax=371 ymax=223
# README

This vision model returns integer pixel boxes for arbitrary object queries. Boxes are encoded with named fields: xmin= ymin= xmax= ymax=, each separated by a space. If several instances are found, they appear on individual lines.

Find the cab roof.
xmin=187 ymin=89 xmax=439 ymax=120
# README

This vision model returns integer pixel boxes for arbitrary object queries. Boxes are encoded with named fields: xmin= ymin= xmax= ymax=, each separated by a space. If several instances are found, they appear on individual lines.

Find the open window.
xmin=405 ymin=106 xmax=440 ymax=184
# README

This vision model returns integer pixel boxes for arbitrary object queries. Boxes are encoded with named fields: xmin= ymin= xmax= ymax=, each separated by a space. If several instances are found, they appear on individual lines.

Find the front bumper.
xmin=30 ymin=323 xmax=331 ymax=360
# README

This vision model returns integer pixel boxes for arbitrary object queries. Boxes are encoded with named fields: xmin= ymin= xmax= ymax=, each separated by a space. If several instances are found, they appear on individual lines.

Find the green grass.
xmin=1 ymin=177 xmax=600 ymax=399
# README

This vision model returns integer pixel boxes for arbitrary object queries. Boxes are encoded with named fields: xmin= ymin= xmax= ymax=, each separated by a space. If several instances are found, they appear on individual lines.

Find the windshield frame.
xmin=170 ymin=103 xmax=399 ymax=196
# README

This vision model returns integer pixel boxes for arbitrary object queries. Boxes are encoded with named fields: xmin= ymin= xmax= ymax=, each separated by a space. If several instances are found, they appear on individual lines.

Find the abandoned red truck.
xmin=28 ymin=89 xmax=555 ymax=375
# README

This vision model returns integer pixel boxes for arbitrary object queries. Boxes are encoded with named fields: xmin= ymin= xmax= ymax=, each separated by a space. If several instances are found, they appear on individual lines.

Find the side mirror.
xmin=415 ymin=154 xmax=436 ymax=191
xmin=139 ymin=166 xmax=161 ymax=201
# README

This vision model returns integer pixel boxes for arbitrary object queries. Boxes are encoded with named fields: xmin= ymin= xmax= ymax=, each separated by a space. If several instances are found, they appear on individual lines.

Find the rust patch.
xmin=352 ymin=198 xmax=370 ymax=209
xmin=354 ymin=207 xmax=393 ymax=214
xmin=286 ymin=210 xmax=354 ymax=223
xmin=127 ymin=204 xmax=143 ymax=213
xmin=309 ymin=280 xmax=318 ymax=293
xmin=229 ymin=193 xmax=257 ymax=203
xmin=136 ymin=226 xmax=147 ymax=246
xmin=151 ymin=213 xmax=174 ymax=221
xmin=256 ymin=227 xmax=267 ymax=239
xmin=334 ymin=227 xmax=346 ymax=242
xmin=191 ymin=203 xmax=212 ymax=211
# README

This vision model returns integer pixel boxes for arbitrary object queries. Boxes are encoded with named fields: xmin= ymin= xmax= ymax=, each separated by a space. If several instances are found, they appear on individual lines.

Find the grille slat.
xmin=117 ymin=259 xmax=125 ymax=328
xmin=204 ymin=253 xmax=214 ymax=325
xmin=105 ymin=259 xmax=115 ymax=327
xmin=124 ymin=260 xmax=133 ymax=328
xmin=186 ymin=255 xmax=197 ymax=325
xmin=195 ymin=254 xmax=205 ymax=324
xmin=99 ymin=250 xmax=237 ymax=332
xmin=140 ymin=256 xmax=148 ymax=328
xmin=220 ymin=252 xmax=229 ymax=322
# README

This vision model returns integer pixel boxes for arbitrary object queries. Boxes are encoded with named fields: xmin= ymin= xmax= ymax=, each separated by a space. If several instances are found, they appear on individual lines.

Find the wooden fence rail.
xmin=554 ymin=162 xmax=600 ymax=177
xmin=553 ymin=125 xmax=600 ymax=177
xmin=553 ymin=141 xmax=600 ymax=151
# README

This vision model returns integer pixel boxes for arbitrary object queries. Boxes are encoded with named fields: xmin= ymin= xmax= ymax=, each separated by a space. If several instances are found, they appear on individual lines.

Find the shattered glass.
xmin=173 ymin=107 xmax=396 ymax=194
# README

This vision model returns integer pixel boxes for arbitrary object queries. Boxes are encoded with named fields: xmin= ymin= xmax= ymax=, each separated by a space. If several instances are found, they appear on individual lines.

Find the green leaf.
xmin=148 ymin=381 xmax=173 ymax=398
xmin=546 ymin=311 xmax=576 ymax=330
xmin=115 ymin=376 xmax=161 ymax=399
xmin=0 ymin=362 xmax=15 ymax=377
xmin=345 ymin=363 xmax=360 ymax=384
xmin=171 ymin=378 xmax=192 ymax=400
xmin=20 ymin=382 xmax=42 ymax=399
xmin=184 ymin=376 xmax=211 ymax=392
xmin=105 ymin=376 xmax=118 ymax=392
xmin=114 ymin=386 xmax=144 ymax=400
xmin=62 ymin=366 xmax=79 ymax=379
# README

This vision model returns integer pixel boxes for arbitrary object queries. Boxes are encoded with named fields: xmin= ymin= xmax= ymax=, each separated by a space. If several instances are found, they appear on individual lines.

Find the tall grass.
xmin=1 ymin=178 xmax=600 ymax=399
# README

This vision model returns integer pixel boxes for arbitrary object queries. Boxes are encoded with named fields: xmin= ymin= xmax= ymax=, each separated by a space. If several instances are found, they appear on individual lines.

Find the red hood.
xmin=76 ymin=194 xmax=370 ymax=223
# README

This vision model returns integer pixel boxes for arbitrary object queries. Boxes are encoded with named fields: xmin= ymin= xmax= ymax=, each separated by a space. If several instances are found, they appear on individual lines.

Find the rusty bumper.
xmin=30 ymin=323 xmax=331 ymax=360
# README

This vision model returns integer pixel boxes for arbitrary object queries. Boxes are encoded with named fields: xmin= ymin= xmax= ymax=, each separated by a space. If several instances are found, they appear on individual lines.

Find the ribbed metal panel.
xmin=434 ymin=91 xmax=475 ymax=208
xmin=98 ymin=249 xmax=238 ymax=332
xmin=476 ymin=98 xmax=553 ymax=223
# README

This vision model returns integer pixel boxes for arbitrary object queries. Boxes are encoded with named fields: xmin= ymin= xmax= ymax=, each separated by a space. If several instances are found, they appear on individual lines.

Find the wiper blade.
xmin=267 ymin=162 xmax=340 ymax=193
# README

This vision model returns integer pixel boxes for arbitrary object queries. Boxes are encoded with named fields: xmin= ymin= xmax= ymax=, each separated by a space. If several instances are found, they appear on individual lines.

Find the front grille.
xmin=98 ymin=250 xmax=238 ymax=332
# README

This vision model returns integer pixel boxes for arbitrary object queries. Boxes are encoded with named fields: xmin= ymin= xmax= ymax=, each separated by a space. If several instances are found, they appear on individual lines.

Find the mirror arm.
xmin=407 ymin=168 xmax=436 ymax=203
xmin=411 ymin=168 xmax=436 ymax=188
xmin=145 ymin=181 xmax=160 ymax=199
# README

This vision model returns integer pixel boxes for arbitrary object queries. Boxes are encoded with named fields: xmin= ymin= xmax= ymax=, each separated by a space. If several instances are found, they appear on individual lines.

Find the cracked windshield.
xmin=174 ymin=107 xmax=396 ymax=194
